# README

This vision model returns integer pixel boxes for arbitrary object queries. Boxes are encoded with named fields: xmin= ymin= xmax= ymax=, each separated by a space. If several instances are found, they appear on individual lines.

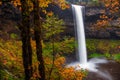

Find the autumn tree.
xmin=95 ymin=0 xmax=120 ymax=28
xmin=32 ymin=0 xmax=69 ymax=79
xmin=0 ymin=0 xmax=74 ymax=80
xmin=2 ymin=0 xmax=68 ymax=80
xmin=0 ymin=0 xmax=33 ymax=79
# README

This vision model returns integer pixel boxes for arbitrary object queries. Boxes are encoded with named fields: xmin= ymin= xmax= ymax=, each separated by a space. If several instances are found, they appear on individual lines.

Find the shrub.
xmin=113 ymin=53 xmax=120 ymax=62
xmin=88 ymin=53 xmax=104 ymax=58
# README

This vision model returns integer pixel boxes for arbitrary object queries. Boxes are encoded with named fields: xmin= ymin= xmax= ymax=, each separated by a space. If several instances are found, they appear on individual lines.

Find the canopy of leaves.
xmin=0 ymin=0 xmax=69 ymax=11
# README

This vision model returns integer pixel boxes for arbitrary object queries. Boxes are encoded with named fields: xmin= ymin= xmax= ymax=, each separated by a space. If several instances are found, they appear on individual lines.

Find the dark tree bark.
xmin=20 ymin=0 xmax=33 ymax=80
xmin=33 ymin=0 xmax=45 ymax=80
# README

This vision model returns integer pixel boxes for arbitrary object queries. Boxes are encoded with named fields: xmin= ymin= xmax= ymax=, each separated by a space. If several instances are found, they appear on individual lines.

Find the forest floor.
xmin=85 ymin=61 xmax=120 ymax=80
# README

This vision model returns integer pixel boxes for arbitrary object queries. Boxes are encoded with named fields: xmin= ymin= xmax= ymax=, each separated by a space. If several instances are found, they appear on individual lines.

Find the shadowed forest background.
xmin=0 ymin=0 xmax=120 ymax=80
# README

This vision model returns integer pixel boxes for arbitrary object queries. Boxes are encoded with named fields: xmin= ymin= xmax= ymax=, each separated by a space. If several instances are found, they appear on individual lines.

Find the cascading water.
xmin=68 ymin=4 xmax=108 ymax=72
xmin=67 ymin=4 xmax=112 ymax=80
xmin=72 ymin=5 xmax=87 ymax=64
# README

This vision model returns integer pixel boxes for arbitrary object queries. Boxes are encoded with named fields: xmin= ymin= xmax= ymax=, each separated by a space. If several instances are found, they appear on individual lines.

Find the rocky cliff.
xmin=0 ymin=3 xmax=120 ymax=39
xmin=48 ymin=4 xmax=120 ymax=39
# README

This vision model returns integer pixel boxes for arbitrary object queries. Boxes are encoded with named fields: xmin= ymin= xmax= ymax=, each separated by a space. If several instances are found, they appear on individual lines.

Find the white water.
xmin=72 ymin=5 xmax=87 ymax=64
xmin=67 ymin=4 xmax=112 ymax=80
xmin=70 ymin=4 xmax=108 ymax=71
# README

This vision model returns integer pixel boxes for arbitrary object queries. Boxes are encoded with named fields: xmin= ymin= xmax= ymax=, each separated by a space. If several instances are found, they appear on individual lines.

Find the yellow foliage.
xmin=0 ymin=39 xmax=24 ymax=78
xmin=95 ymin=20 xmax=109 ymax=28
xmin=102 ymin=0 xmax=119 ymax=14
xmin=0 ymin=39 xmax=86 ymax=80
xmin=54 ymin=56 xmax=65 ymax=68
xmin=58 ymin=66 xmax=85 ymax=80
xmin=31 ymin=40 xmax=45 ymax=50
xmin=0 ymin=0 xmax=69 ymax=13
xmin=53 ymin=56 xmax=85 ymax=80
xmin=52 ymin=0 xmax=70 ymax=10
xmin=31 ymin=40 xmax=36 ymax=50
xmin=39 ymin=0 xmax=51 ymax=8
xmin=31 ymin=61 xmax=41 ymax=79
xmin=100 ymin=15 xmax=108 ymax=19
xmin=61 ymin=67 xmax=85 ymax=80
xmin=95 ymin=0 xmax=120 ymax=28
xmin=47 ymin=11 xmax=54 ymax=16
xmin=44 ymin=57 xmax=52 ymax=65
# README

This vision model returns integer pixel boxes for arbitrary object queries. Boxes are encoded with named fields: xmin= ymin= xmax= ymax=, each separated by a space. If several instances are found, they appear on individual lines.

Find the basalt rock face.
xmin=85 ymin=27 xmax=120 ymax=39
xmin=0 ymin=3 xmax=120 ymax=39
xmin=48 ymin=5 xmax=120 ymax=39
xmin=85 ymin=7 xmax=120 ymax=39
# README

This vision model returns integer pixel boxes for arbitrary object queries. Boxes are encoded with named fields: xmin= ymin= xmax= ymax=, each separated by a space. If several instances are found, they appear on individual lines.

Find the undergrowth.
xmin=0 ymin=38 xmax=120 ymax=79
xmin=87 ymin=39 xmax=120 ymax=62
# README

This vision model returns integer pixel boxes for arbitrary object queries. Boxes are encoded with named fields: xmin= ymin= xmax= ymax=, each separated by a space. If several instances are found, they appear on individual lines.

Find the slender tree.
xmin=33 ymin=0 xmax=45 ymax=80
xmin=20 ymin=0 xmax=33 ymax=80
xmin=0 ymin=0 xmax=68 ymax=79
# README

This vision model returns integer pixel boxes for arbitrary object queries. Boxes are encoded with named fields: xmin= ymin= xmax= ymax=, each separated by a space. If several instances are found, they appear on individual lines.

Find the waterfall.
xmin=67 ymin=4 xmax=112 ymax=80
xmin=72 ymin=5 xmax=87 ymax=64
xmin=68 ymin=4 xmax=108 ymax=72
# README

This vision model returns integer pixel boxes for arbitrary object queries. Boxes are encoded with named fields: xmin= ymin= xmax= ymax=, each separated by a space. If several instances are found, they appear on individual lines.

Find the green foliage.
xmin=91 ymin=0 xmax=99 ymax=4
xmin=42 ymin=15 xmax=65 ymax=41
xmin=57 ymin=37 xmax=75 ymax=54
xmin=10 ymin=33 xmax=18 ymax=39
xmin=0 ymin=38 xmax=120 ymax=79
xmin=96 ymin=41 xmax=111 ymax=54
xmin=43 ymin=37 xmax=75 ymax=57
xmin=0 ymin=69 xmax=19 ymax=80
xmin=0 ymin=39 xmax=24 ymax=79
xmin=80 ymin=69 xmax=88 ymax=77
xmin=42 ymin=14 xmax=75 ymax=56
xmin=113 ymin=53 xmax=120 ymax=62
xmin=0 ymin=14 xmax=77 ymax=79
xmin=88 ymin=53 xmax=104 ymax=58
xmin=86 ymin=39 xmax=120 ymax=54
xmin=0 ymin=69 xmax=5 ymax=80
xmin=104 ymin=53 xmax=111 ymax=59
xmin=87 ymin=39 xmax=120 ymax=62
xmin=86 ymin=39 xmax=96 ymax=53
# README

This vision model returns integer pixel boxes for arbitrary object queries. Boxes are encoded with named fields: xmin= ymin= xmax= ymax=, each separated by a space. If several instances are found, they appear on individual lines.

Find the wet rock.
xmin=48 ymin=5 xmax=120 ymax=39
xmin=85 ymin=61 xmax=120 ymax=80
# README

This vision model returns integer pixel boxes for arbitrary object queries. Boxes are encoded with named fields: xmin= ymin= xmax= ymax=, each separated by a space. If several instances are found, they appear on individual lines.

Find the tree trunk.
xmin=20 ymin=0 xmax=33 ymax=80
xmin=33 ymin=0 xmax=45 ymax=80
